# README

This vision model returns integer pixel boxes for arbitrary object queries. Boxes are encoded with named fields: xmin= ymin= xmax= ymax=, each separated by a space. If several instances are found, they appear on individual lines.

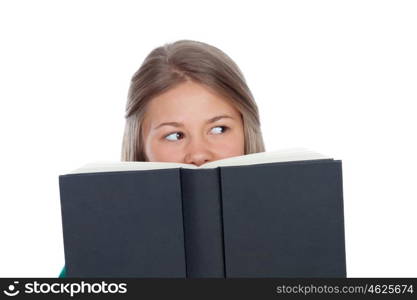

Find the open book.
xmin=59 ymin=148 xmax=346 ymax=277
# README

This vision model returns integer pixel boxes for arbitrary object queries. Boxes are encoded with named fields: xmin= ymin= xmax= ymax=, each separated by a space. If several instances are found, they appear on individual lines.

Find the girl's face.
xmin=141 ymin=80 xmax=245 ymax=166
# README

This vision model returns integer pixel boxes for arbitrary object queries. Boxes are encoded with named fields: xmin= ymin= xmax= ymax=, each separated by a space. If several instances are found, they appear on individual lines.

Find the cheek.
xmin=145 ymin=138 xmax=183 ymax=163
xmin=213 ymin=129 xmax=245 ymax=157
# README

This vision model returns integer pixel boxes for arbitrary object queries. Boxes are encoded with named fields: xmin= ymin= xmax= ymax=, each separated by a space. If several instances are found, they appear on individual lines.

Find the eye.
xmin=210 ymin=126 xmax=229 ymax=135
xmin=164 ymin=132 xmax=184 ymax=141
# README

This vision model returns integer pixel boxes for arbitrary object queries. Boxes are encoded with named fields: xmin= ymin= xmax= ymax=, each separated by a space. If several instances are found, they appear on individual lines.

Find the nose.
xmin=184 ymin=137 xmax=214 ymax=166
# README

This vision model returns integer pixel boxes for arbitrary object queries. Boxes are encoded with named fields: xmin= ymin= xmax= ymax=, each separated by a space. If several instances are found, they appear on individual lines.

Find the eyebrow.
xmin=154 ymin=115 xmax=234 ymax=130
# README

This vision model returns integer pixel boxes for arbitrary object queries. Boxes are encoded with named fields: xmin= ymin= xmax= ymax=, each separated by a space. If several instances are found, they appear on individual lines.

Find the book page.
xmin=66 ymin=148 xmax=330 ymax=174
xmin=67 ymin=161 xmax=197 ymax=174
xmin=199 ymin=147 xmax=330 ymax=168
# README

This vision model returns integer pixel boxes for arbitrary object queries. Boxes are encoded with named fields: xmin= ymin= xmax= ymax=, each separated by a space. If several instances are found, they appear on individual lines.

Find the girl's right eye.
xmin=165 ymin=132 xmax=184 ymax=141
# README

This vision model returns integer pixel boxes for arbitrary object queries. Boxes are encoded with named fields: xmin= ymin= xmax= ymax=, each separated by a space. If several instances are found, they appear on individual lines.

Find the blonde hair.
xmin=121 ymin=40 xmax=265 ymax=161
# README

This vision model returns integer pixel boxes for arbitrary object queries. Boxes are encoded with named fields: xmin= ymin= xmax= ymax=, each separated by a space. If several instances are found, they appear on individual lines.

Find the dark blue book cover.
xmin=59 ymin=151 xmax=346 ymax=278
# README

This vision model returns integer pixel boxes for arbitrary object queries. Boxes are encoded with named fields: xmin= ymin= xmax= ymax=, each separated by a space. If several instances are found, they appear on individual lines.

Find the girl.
xmin=59 ymin=39 xmax=265 ymax=277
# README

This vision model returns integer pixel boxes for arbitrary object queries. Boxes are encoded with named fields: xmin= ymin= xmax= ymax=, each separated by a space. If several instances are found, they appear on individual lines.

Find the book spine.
xmin=180 ymin=168 xmax=225 ymax=278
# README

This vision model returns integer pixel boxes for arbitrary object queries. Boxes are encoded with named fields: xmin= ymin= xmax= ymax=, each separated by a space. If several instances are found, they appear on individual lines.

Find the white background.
xmin=0 ymin=0 xmax=416 ymax=277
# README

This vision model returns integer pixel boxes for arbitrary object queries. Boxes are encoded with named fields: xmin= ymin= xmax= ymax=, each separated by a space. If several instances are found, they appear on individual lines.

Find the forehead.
xmin=145 ymin=81 xmax=240 ymax=122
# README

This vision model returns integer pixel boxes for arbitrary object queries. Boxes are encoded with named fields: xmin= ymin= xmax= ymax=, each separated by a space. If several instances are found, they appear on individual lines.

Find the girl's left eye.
xmin=210 ymin=126 xmax=229 ymax=134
